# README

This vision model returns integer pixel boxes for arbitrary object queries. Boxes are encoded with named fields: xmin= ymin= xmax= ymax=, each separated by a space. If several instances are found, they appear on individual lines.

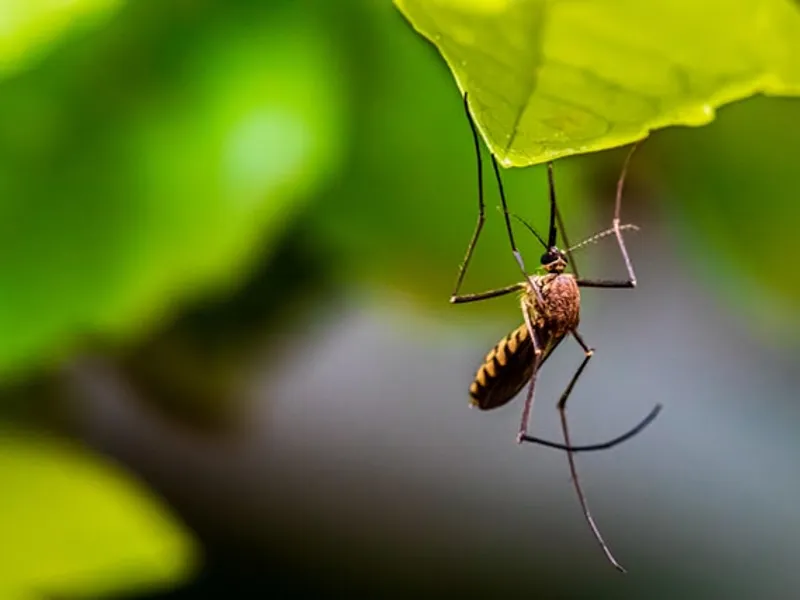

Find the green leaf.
xmin=394 ymin=0 xmax=800 ymax=166
xmin=0 ymin=427 xmax=195 ymax=598
xmin=0 ymin=3 xmax=345 ymax=378
xmin=0 ymin=0 xmax=124 ymax=80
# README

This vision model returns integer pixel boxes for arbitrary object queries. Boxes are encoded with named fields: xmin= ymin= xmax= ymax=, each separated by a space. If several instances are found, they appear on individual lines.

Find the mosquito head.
xmin=540 ymin=247 xmax=568 ymax=273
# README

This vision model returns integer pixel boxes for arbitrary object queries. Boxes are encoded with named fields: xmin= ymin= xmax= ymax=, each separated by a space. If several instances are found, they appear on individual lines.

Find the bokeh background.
xmin=2 ymin=1 xmax=800 ymax=598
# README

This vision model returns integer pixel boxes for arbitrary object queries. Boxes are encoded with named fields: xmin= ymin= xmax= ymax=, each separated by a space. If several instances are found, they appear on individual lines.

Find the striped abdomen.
xmin=469 ymin=322 xmax=564 ymax=410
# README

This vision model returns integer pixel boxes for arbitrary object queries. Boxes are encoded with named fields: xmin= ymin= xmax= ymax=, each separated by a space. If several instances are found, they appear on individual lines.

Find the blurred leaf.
xmin=0 ymin=0 xmax=123 ymax=80
xmin=394 ymin=0 xmax=800 ymax=166
xmin=0 ymin=428 xmax=195 ymax=598
xmin=653 ymin=96 xmax=800 ymax=340
xmin=0 ymin=2 xmax=345 ymax=379
xmin=118 ymin=220 xmax=336 ymax=433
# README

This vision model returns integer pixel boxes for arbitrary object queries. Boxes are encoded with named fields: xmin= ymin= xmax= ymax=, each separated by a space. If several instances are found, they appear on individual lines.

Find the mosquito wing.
xmin=469 ymin=323 xmax=564 ymax=410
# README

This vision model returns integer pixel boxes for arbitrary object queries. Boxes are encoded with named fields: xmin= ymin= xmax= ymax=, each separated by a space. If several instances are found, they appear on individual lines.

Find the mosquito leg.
xmin=451 ymin=94 xmax=488 ymax=302
xmin=610 ymin=143 xmax=639 ymax=286
xmin=549 ymin=163 xmax=580 ymax=279
xmin=576 ymin=144 xmax=641 ymax=290
xmin=521 ymin=403 xmax=662 ymax=452
xmin=449 ymin=194 xmax=485 ymax=301
xmin=490 ymin=154 xmax=543 ymax=305
xmin=576 ymin=278 xmax=634 ymax=289
xmin=452 ymin=95 xmax=540 ymax=304
xmin=575 ymin=228 xmax=636 ymax=288
xmin=558 ymin=330 xmax=625 ymax=572
xmin=450 ymin=283 xmax=524 ymax=305
xmin=516 ymin=298 xmax=543 ymax=443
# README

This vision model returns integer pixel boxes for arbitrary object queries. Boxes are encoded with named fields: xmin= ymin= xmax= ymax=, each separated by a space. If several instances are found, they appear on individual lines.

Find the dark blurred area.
xmin=1 ymin=1 xmax=799 ymax=599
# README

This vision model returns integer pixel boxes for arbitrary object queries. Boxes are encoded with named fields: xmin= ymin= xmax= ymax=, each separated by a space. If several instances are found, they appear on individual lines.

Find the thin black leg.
xmin=576 ymin=144 xmax=640 ymax=290
xmin=450 ymin=283 xmax=524 ymax=305
xmin=521 ymin=404 xmax=662 ymax=452
xmin=452 ymin=95 xmax=540 ymax=304
xmin=577 ymin=278 xmax=634 ymax=289
xmin=450 ymin=94 xmax=487 ymax=302
xmin=516 ymin=297 xmax=543 ymax=443
xmin=557 ymin=330 xmax=626 ymax=572
xmin=612 ymin=143 xmax=640 ymax=286
xmin=549 ymin=163 xmax=581 ymax=279
xmin=491 ymin=154 xmax=543 ymax=305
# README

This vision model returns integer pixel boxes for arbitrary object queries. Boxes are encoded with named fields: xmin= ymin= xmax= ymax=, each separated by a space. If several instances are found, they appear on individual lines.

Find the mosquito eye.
xmin=540 ymin=252 xmax=555 ymax=265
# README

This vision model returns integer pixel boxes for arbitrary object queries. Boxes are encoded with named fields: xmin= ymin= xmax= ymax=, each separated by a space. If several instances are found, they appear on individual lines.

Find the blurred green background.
xmin=1 ymin=0 xmax=799 ymax=598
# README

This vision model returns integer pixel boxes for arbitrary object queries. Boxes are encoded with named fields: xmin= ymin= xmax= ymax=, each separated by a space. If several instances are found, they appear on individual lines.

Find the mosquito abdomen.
xmin=469 ymin=323 xmax=535 ymax=410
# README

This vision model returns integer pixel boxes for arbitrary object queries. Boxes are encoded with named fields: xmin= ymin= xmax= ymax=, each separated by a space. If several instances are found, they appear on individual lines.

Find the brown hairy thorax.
xmin=523 ymin=273 xmax=580 ymax=336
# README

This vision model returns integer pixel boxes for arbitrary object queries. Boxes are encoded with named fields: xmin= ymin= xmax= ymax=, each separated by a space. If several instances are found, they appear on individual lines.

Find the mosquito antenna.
xmin=568 ymin=224 xmax=640 ymax=254
xmin=506 ymin=211 xmax=548 ymax=249
xmin=520 ymin=403 xmax=662 ymax=453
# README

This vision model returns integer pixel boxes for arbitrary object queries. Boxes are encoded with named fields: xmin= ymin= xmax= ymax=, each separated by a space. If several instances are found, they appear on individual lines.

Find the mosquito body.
xmin=469 ymin=269 xmax=577 ymax=411
xmin=451 ymin=93 xmax=661 ymax=572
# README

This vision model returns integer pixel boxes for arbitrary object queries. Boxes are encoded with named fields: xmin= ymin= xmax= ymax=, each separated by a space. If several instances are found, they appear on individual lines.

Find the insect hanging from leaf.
xmin=450 ymin=93 xmax=662 ymax=572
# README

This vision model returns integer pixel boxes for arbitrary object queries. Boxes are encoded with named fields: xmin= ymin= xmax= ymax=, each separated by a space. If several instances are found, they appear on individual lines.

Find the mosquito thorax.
xmin=540 ymin=247 xmax=569 ymax=274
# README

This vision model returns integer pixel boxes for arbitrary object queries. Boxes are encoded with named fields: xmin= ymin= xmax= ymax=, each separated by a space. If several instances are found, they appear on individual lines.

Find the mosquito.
xmin=450 ymin=94 xmax=661 ymax=572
